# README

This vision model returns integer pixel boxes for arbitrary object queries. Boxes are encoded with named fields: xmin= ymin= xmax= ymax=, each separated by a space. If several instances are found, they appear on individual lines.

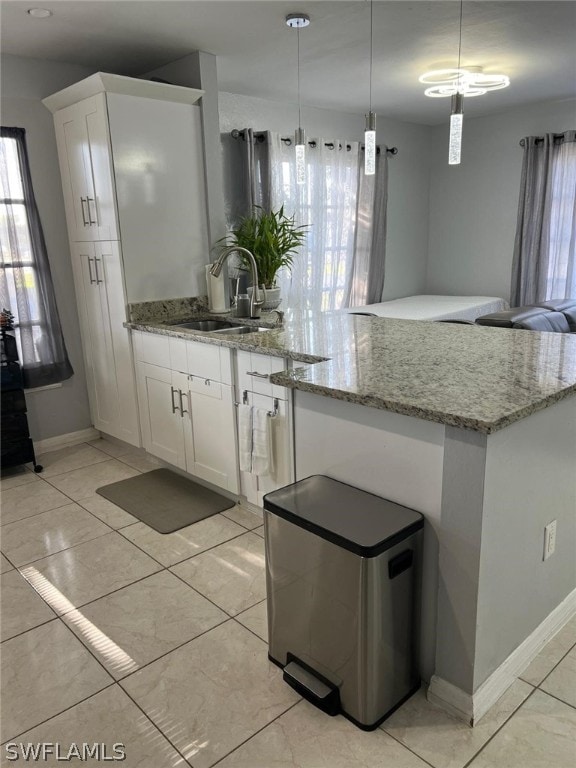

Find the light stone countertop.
xmin=126 ymin=308 xmax=576 ymax=434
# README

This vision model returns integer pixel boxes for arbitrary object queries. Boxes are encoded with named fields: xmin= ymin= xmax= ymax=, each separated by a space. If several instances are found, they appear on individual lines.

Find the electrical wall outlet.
xmin=543 ymin=520 xmax=557 ymax=561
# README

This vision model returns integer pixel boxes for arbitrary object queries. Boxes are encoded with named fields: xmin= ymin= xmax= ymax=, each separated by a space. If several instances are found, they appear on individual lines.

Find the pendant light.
xmin=286 ymin=13 xmax=310 ymax=185
xmin=449 ymin=0 xmax=464 ymax=165
xmin=364 ymin=0 xmax=376 ymax=176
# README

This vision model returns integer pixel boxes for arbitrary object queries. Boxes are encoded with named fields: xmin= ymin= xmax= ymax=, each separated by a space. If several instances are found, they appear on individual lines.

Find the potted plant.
xmin=220 ymin=205 xmax=309 ymax=309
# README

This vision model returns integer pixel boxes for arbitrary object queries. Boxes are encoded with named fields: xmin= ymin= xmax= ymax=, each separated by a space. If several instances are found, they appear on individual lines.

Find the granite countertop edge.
xmin=126 ymin=313 xmax=576 ymax=435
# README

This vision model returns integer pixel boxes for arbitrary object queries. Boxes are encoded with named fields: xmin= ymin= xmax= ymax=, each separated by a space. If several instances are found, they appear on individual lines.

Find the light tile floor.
xmin=1 ymin=438 xmax=575 ymax=767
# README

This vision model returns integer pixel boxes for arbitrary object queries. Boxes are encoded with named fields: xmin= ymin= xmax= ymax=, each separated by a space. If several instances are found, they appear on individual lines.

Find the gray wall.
xmin=219 ymin=91 xmax=432 ymax=301
xmin=426 ymin=98 xmax=576 ymax=301
xmin=1 ymin=54 xmax=97 ymax=441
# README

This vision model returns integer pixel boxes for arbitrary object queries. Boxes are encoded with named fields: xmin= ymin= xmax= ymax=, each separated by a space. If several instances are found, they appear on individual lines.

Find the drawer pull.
xmin=93 ymin=257 xmax=103 ymax=284
xmin=204 ymin=379 xmax=211 ymax=386
xmin=246 ymin=371 xmax=269 ymax=380
xmin=87 ymin=256 xmax=96 ymax=285
xmin=80 ymin=197 xmax=89 ymax=226
xmin=178 ymin=389 xmax=188 ymax=417
xmin=170 ymin=386 xmax=179 ymax=414
xmin=86 ymin=196 xmax=98 ymax=225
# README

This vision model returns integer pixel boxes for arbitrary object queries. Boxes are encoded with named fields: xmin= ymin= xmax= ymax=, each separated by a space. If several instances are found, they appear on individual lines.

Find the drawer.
xmin=137 ymin=332 xmax=171 ymax=368
xmin=187 ymin=340 xmax=222 ymax=382
xmin=237 ymin=350 xmax=289 ymax=398
xmin=188 ymin=375 xmax=223 ymax=401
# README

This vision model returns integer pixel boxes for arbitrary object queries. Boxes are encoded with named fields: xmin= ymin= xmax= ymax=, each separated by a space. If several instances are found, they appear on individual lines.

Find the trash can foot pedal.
xmin=283 ymin=659 xmax=340 ymax=716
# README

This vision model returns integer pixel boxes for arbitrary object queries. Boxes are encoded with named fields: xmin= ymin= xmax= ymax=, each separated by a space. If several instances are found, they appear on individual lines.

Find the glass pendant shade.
xmin=365 ymin=112 xmax=376 ymax=176
xmin=448 ymin=93 xmax=463 ymax=166
xmin=295 ymin=126 xmax=306 ymax=185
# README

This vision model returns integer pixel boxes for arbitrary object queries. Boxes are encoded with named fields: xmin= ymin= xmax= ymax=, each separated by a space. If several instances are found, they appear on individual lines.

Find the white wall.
xmin=1 ymin=54 xmax=96 ymax=441
xmin=219 ymin=92 xmax=432 ymax=301
xmin=426 ymin=98 xmax=576 ymax=301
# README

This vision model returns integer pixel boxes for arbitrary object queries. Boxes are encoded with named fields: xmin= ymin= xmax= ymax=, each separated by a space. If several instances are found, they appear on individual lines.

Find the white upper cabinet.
xmin=45 ymin=73 xmax=209 ymax=304
xmin=53 ymin=95 xmax=118 ymax=242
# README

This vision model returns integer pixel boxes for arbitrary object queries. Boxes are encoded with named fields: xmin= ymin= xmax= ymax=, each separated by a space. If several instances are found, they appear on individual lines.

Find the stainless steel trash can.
xmin=264 ymin=475 xmax=423 ymax=730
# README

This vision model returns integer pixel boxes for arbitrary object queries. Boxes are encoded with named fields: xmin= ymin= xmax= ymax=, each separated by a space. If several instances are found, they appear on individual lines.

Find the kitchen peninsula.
xmin=128 ymin=306 xmax=576 ymax=725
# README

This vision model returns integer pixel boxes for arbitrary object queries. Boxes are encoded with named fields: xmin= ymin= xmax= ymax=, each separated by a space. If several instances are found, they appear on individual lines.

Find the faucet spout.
xmin=210 ymin=246 xmax=264 ymax=319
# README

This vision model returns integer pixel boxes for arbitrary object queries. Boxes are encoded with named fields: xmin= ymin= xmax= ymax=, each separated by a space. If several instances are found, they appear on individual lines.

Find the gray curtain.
xmin=0 ymin=127 xmax=73 ymax=387
xmin=511 ymin=131 xmax=576 ymax=305
xmin=237 ymin=128 xmax=273 ymax=216
xmin=347 ymin=148 xmax=389 ymax=307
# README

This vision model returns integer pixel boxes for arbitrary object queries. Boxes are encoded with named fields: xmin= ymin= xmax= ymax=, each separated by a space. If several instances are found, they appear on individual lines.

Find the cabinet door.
xmin=136 ymin=363 xmax=185 ymax=469
xmin=71 ymin=242 xmax=119 ymax=435
xmin=82 ymin=94 xmax=118 ymax=241
xmin=54 ymin=103 xmax=94 ymax=241
xmin=188 ymin=376 xmax=239 ymax=494
xmin=95 ymin=242 xmax=140 ymax=446
xmin=238 ymin=392 xmax=294 ymax=508
xmin=53 ymin=95 xmax=117 ymax=242
xmin=71 ymin=242 xmax=140 ymax=446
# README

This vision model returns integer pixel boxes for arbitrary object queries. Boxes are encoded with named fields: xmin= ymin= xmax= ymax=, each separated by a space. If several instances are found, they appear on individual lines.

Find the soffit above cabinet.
xmin=42 ymin=72 xmax=204 ymax=113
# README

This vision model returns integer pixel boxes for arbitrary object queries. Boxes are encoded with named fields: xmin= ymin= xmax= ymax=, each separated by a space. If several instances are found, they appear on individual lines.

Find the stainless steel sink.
xmin=171 ymin=320 xmax=236 ymax=331
xmin=212 ymin=326 xmax=270 ymax=335
xmin=170 ymin=319 xmax=270 ymax=335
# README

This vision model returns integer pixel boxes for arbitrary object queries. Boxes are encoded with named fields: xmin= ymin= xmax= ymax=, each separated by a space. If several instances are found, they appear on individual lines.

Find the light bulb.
xmin=448 ymin=93 xmax=463 ymax=166
xmin=364 ymin=112 xmax=376 ymax=176
xmin=295 ymin=127 xmax=306 ymax=186
xmin=448 ymin=114 xmax=463 ymax=165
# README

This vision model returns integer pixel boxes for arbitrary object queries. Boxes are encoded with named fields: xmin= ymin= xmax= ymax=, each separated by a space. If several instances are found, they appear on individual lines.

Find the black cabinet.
xmin=1 ymin=331 xmax=42 ymax=473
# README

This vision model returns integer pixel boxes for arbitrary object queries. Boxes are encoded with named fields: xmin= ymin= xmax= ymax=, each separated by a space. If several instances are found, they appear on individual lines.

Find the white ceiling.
xmin=2 ymin=1 xmax=576 ymax=125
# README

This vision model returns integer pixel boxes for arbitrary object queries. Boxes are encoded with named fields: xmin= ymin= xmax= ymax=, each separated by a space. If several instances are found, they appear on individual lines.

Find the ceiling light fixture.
xmin=364 ymin=0 xmax=376 ymax=176
xmin=449 ymin=0 xmax=464 ymax=166
xmin=419 ymin=67 xmax=510 ymax=98
xmin=27 ymin=8 xmax=53 ymax=18
xmin=286 ymin=13 xmax=310 ymax=186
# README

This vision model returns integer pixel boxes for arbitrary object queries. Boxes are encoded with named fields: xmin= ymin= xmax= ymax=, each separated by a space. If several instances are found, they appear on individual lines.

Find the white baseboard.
xmin=428 ymin=587 xmax=576 ymax=726
xmin=34 ymin=427 xmax=100 ymax=454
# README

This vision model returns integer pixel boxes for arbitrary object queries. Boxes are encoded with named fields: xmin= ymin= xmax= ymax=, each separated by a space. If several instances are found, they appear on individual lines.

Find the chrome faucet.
xmin=270 ymin=309 xmax=284 ymax=326
xmin=210 ymin=246 xmax=264 ymax=319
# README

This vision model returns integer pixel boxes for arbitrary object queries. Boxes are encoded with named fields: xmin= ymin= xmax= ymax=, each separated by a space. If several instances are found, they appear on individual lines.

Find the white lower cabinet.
xmin=188 ymin=375 xmax=238 ymax=492
xmin=136 ymin=363 xmax=187 ymax=469
xmin=132 ymin=331 xmax=294 ymax=504
xmin=133 ymin=333 xmax=239 ymax=494
xmin=236 ymin=349 xmax=295 ymax=507
xmin=71 ymin=241 xmax=140 ymax=446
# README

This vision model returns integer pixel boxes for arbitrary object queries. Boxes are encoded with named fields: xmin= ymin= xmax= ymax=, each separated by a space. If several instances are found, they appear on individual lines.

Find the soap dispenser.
xmin=205 ymin=264 xmax=229 ymax=314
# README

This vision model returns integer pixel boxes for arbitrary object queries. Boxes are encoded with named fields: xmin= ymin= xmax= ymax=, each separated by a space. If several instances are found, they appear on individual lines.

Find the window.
xmin=546 ymin=139 xmax=576 ymax=299
xmin=270 ymin=135 xmax=387 ymax=313
xmin=0 ymin=127 xmax=72 ymax=388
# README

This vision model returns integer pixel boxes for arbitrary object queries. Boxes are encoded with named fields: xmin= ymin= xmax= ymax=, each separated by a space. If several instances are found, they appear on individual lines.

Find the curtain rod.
xmin=519 ymin=133 xmax=568 ymax=147
xmin=231 ymin=128 xmax=398 ymax=155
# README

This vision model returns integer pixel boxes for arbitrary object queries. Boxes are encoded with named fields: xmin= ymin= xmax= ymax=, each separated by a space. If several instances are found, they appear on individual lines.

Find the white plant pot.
xmin=248 ymin=285 xmax=282 ymax=311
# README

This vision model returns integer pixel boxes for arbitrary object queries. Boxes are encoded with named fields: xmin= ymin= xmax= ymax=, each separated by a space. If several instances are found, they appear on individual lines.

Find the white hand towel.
xmin=252 ymin=407 xmax=274 ymax=477
xmin=238 ymin=404 xmax=252 ymax=473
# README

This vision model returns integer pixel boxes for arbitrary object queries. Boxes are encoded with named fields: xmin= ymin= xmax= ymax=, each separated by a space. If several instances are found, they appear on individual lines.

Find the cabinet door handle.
xmin=87 ymin=256 xmax=96 ymax=285
xmin=170 ymin=386 xmax=180 ymax=415
xmin=86 ymin=196 xmax=97 ymax=225
xmin=178 ymin=389 xmax=188 ymax=417
xmin=80 ymin=197 xmax=89 ymax=226
xmin=93 ymin=257 xmax=103 ymax=284
xmin=246 ymin=370 xmax=269 ymax=380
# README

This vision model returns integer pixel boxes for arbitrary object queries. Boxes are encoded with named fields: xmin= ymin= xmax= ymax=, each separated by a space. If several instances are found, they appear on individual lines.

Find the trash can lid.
xmin=263 ymin=475 xmax=423 ymax=558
